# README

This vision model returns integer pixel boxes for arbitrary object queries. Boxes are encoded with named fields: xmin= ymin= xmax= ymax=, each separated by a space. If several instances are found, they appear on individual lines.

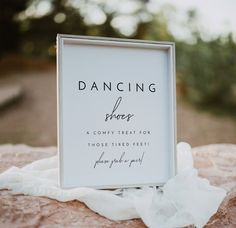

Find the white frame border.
xmin=57 ymin=34 xmax=177 ymax=189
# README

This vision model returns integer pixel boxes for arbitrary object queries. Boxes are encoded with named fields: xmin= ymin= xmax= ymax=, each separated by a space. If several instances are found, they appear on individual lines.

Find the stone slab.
xmin=0 ymin=144 xmax=235 ymax=227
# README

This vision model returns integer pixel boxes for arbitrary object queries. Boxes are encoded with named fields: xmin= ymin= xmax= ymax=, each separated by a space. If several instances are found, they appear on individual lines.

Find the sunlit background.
xmin=0 ymin=0 xmax=236 ymax=147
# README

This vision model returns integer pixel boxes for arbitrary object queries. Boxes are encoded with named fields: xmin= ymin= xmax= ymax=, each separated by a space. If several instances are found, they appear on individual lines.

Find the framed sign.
xmin=57 ymin=34 xmax=176 ymax=189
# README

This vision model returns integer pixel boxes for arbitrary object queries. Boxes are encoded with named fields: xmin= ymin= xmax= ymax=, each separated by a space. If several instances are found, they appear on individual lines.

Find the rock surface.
xmin=204 ymin=186 xmax=236 ymax=228
xmin=0 ymin=190 xmax=144 ymax=228
xmin=193 ymin=144 xmax=236 ymax=192
xmin=0 ymin=144 xmax=235 ymax=227
xmin=0 ymin=145 xmax=145 ymax=228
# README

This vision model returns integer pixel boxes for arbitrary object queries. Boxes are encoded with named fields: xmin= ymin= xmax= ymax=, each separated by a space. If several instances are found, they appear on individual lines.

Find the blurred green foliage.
xmin=177 ymin=36 xmax=236 ymax=109
xmin=0 ymin=0 xmax=236 ymax=114
xmin=176 ymin=10 xmax=236 ymax=112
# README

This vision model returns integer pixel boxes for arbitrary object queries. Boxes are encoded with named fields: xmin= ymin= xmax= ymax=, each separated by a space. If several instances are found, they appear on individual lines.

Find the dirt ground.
xmin=0 ymin=67 xmax=236 ymax=147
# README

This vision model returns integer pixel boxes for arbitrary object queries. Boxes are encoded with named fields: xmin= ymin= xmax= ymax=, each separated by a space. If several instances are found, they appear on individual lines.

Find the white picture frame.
xmin=57 ymin=34 xmax=176 ymax=189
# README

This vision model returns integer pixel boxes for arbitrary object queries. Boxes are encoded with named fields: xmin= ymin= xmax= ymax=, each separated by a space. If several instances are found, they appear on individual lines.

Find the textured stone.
xmin=0 ymin=190 xmax=144 ymax=228
xmin=0 ymin=144 xmax=235 ymax=227
xmin=0 ymin=144 xmax=145 ymax=228
xmin=193 ymin=144 xmax=236 ymax=228
xmin=0 ymin=144 xmax=56 ymax=173
xmin=204 ymin=187 xmax=236 ymax=228
xmin=193 ymin=144 xmax=236 ymax=192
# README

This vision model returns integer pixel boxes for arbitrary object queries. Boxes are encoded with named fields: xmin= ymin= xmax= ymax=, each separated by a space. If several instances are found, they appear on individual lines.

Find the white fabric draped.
xmin=0 ymin=142 xmax=226 ymax=228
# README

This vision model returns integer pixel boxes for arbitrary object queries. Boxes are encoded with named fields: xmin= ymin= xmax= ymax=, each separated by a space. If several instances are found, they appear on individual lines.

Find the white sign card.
xmin=57 ymin=34 xmax=176 ymax=189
